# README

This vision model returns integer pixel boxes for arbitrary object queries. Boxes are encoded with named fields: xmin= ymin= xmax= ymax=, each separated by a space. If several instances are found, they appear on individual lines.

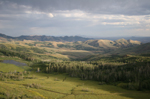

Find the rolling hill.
xmin=1 ymin=33 xmax=150 ymax=60
xmin=75 ymin=38 xmax=141 ymax=49
xmin=1 ymin=33 xmax=150 ymax=43
xmin=109 ymin=42 xmax=150 ymax=55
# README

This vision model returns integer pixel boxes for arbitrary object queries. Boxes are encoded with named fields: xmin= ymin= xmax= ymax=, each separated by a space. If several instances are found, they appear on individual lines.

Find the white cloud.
xmin=54 ymin=10 xmax=87 ymax=18
xmin=53 ymin=10 xmax=150 ymax=28
xmin=25 ymin=10 xmax=54 ymax=18
xmin=48 ymin=13 xmax=54 ymax=18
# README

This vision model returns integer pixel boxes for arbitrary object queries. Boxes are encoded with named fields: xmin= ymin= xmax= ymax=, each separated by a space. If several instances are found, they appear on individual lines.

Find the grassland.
xmin=0 ymin=56 xmax=150 ymax=99
xmin=0 ymin=70 xmax=150 ymax=99
xmin=0 ymin=63 xmax=25 ymax=72
xmin=0 ymin=38 xmax=148 ymax=62
xmin=0 ymin=38 xmax=150 ymax=99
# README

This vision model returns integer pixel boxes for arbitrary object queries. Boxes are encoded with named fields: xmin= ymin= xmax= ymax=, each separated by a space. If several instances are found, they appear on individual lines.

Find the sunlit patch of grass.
xmin=28 ymin=90 xmax=47 ymax=99
xmin=0 ymin=63 xmax=24 ymax=72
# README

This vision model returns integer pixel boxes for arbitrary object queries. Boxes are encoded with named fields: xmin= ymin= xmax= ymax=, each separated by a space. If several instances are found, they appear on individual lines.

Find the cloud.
xmin=3 ymin=0 xmax=150 ymax=15
xmin=53 ymin=10 xmax=150 ymax=28
xmin=0 ymin=0 xmax=150 ymax=37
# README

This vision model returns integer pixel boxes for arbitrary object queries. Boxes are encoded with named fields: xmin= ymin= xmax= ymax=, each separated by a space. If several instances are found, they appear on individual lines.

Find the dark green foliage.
xmin=31 ymin=55 xmax=150 ymax=91
xmin=27 ymin=83 xmax=41 ymax=89
xmin=12 ymin=46 xmax=30 ymax=52
xmin=57 ymin=44 xmax=72 ymax=48
xmin=0 ymin=44 xmax=7 ymax=49
xmin=0 ymin=43 xmax=51 ymax=61
xmin=74 ymin=45 xmax=97 ymax=50
xmin=0 ymin=49 xmax=34 ymax=61
xmin=0 ymin=71 xmax=34 ymax=81
xmin=31 ymin=47 xmax=47 ymax=54
xmin=28 ymin=43 xmax=34 ymax=46
xmin=40 ymin=42 xmax=54 ymax=48
xmin=31 ymin=62 xmax=47 ymax=72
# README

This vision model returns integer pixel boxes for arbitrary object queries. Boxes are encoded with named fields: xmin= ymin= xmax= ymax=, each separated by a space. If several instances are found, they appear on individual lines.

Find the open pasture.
xmin=0 ymin=64 xmax=150 ymax=99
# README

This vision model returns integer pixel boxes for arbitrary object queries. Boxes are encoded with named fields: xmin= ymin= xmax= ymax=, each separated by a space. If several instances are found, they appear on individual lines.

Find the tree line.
xmin=34 ymin=60 xmax=150 ymax=91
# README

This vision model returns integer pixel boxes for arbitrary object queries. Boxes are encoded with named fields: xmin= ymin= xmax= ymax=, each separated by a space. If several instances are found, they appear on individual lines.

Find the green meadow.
xmin=0 ymin=60 xmax=150 ymax=99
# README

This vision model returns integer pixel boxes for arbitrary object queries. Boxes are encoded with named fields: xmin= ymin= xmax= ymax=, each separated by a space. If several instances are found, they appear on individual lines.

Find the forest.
xmin=32 ymin=55 xmax=150 ymax=91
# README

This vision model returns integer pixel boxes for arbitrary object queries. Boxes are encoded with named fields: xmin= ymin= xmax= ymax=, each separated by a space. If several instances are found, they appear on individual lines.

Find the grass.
xmin=60 ymin=51 xmax=94 ymax=60
xmin=1 ymin=69 xmax=150 ymax=99
xmin=0 ymin=63 xmax=24 ymax=72
xmin=0 ymin=56 xmax=32 ymax=71
xmin=0 ymin=57 xmax=150 ymax=99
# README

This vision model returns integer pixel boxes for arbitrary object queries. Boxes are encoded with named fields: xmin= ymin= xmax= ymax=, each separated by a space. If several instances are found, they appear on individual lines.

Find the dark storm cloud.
xmin=2 ymin=0 xmax=150 ymax=15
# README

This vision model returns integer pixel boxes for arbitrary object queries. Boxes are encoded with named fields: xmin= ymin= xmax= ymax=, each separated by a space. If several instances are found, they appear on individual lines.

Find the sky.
xmin=0 ymin=0 xmax=150 ymax=37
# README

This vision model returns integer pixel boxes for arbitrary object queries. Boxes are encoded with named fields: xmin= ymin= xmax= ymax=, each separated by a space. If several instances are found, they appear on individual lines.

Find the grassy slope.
xmin=109 ymin=43 xmax=150 ymax=55
xmin=0 ymin=72 xmax=150 ymax=99
xmin=0 ymin=39 xmax=145 ymax=61
xmin=21 ymin=40 xmax=96 ymax=60
xmin=0 ymin=60 xmax=150 ymax=99
xmin=84 ymin=39 xmax=141 ymax=49
xmin=0 ymin=41 xmax=70 ymax=61
xmin=0 ymin=63 xmax=24 ymax=72
xmin=60 ymin=51 xmax=95 ymax=60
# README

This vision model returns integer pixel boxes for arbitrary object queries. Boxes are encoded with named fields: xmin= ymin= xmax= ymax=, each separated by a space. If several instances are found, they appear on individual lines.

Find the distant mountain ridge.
xmin=18 ymin=35 xmax=92 ymax=42
xmin=0 ymin=33 xmax=92 ymax=42
xmin=0 ymin=33 xmax=14 ymax=39
xmin=0 ymin=33 xmax=150 ymax=43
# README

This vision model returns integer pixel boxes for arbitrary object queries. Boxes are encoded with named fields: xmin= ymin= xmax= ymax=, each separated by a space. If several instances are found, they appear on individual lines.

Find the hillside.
xmin=0 ymin=36 xmax=143 ymax=60
xmin=0 ymin=33 xmax=148 ymax=61
xmin=109 ymin=42 xmax=150 ymax=55
xmin=77 ymin=38 xmax=141 ymax=49
xmin=96 ymin=37 xmax=150 ymax=43
xmin=0 ymin=33 xmax=14 ymax=39
xmin=55 ymin=39 xmax=141 ymax=51
xmin=82 ymin=42 xmax=150 ymax=61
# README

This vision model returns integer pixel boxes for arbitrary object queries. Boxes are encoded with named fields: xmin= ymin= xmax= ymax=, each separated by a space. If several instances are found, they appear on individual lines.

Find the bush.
xmin=141 ymin=80 xmax=150 ymax=90
xmin=54 ymin=78 xmax=60 ymax=81
xmin=99 ymin=82 xmax=106 ymax=85
xmin=117 ymin=82 xmax=138 ymax=90
xmin=27 ymin=83 xmax=41 ymax=89
xmin=117 ymin=83 xmax=128 ymax=89
xmin=82 ymin=88 xmax=90 ymax=92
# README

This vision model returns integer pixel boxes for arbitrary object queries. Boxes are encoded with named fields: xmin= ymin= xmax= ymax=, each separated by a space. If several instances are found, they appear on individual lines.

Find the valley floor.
xmin=0 ymin=72 xmax=150 ymax=99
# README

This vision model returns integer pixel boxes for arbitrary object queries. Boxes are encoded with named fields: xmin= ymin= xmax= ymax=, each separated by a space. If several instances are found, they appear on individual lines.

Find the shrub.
xmin=54 ymin=78 xmax=60 ymax=81
xmin=117 ymin=83 xmax=128 ymax=89
xmin=82 ymin=88 xmax=90 ymax=92
xmin=27 ymin=83 xmax=41 ymax=89
xmin=5 ymin=92 xmax=11 ymax=99
xmin=141 ymin=80 xmax=150 ymax=90
xmin=99 ymin=82 xmax=106 ymax=85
